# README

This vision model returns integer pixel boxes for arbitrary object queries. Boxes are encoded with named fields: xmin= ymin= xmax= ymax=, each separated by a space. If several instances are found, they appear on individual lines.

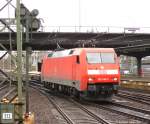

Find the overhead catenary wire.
xmin=78 ymin=0 xmax=81 ymax=32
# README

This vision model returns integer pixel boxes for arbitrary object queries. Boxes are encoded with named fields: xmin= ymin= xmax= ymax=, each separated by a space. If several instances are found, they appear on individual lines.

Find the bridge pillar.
xmin=136 ymin=57 xmax=142 ymax=77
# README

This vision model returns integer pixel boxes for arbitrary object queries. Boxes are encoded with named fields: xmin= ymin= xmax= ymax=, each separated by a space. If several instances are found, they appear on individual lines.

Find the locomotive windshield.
xmin=86 ymin=52 xmax=115 ymax=64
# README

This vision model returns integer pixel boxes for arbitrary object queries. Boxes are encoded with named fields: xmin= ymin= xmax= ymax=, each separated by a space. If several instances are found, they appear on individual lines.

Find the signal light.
xmin=16 ymin=3 xmax=41 ymax=31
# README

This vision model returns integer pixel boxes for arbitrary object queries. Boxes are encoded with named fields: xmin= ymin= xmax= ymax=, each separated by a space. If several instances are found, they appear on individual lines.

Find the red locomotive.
xmin=41 ymin=48 xmax=120 ymax=101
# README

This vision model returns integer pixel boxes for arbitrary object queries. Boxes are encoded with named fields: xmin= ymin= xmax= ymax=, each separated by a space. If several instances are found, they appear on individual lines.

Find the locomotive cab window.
xmin=86 ymin=53 xmax=101 ymax=64
xmin=48 ymin=53 xmax=53 ymax=57
xmin=86 ymin=52 xmax=115 ymax=64
xmin=101 ymin=53 xmax=115 ymax=63
xmin=69 ymin=50 xmax=74 ymax=55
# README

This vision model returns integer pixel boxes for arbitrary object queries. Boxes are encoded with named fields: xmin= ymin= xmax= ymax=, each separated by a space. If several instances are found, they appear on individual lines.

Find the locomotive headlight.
xmin=113 ymin=78 xmax=118 ymax=81
xmin=88 ymin=78 xmax=93 ymax=81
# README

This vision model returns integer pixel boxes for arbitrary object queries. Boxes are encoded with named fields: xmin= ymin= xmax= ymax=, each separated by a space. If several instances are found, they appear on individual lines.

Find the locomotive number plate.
xmin=2 ymin=113 xmax=12 ymax=119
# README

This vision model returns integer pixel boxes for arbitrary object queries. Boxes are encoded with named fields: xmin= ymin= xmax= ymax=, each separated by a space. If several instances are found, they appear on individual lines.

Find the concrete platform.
xmin=121 ymin=76 xmax=150 ymax=82
xmin=121 ymin=76 xmax=150 ymax=91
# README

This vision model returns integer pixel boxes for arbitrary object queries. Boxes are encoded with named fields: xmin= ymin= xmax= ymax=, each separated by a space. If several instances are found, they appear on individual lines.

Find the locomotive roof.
xmin=74 ymin=48 xmax=114 ymax=52
xmin=73 ymin=48 xmax=114 ymax=54
xmin=47 ymin=48 xmax=115 ymax=58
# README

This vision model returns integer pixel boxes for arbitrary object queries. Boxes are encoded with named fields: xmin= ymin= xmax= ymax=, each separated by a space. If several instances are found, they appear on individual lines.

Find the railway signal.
xmin=18 ymin=3 xmax=41 ymax=31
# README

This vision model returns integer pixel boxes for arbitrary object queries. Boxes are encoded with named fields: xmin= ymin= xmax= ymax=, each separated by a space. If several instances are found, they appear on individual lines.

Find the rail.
xmin=92 ymin=103 xmax=150 ymax=123
xmin=0 ymin=84 xmax=8 ymax=91
xmin=110 ymin=101 xmax=150 ymax=115
xmin=30 ymin=84 xmax=74 ymax=124
xmin=69 ymin=99 xmax=111 ymax=124
xmin=1 ymin=87 xmax=17 ymax=103
xmin=117 ymin=91 xmax=150 ymax=105
xmin=30 ymin=81 xmax=110 ymax=124
xmin=30 ymin=80 xmax=150 ymax=123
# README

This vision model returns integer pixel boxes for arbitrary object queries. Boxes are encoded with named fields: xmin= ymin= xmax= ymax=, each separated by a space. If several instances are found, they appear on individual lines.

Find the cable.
xmin=78 ymin=0 xmax=81 ymax=31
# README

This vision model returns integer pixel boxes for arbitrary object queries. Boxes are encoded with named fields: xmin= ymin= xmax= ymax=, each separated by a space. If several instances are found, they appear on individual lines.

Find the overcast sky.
xmin=1 ymin=0 xmax=150 ymax=28
xmin=1 ymin=0 xmax=150 ymax=55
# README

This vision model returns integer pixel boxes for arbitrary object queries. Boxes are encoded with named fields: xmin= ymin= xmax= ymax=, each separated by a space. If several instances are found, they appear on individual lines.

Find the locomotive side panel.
xmin=42 ymin=55 xmax=82 ymax=90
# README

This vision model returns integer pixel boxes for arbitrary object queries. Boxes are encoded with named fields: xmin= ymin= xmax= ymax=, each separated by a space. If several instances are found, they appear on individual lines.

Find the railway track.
xmin=30 ymin=81 xmax=111 ymax=124
xmin=0 ymin=85 xmax=17 ymax=103
xmin=30 ymin=81 xmax=149 ymax=124
xmin=2 ymin=87 xmax=17 ymax=102
xmin=67 ymin=99 xmax=147 ymax=123
xmin=67 ymin=98 xmax=149 ymax=123
xmin=0 ymin=84 xmax=9 ymax=99
xmin=47 ymin=96 xmax=111 ymax=124
xmin=93 ymin=102 xmax=150 ymax=123
xmin=44 ymin=92 xmax=75 ymax=124
xmin=110 ymin=101 xmax=150 ymax=115
xmin=0 ymin=84 xmax=8 ymax=91
xmin=119 ymin=90 xmax=150 ymax=100
xmin=68 ymin=98 xmax=111 ymax=124
xmin=31 ymin=85 xmax=73 ymax=124
xmin=117 ymin=90 xmax=150 ymax=105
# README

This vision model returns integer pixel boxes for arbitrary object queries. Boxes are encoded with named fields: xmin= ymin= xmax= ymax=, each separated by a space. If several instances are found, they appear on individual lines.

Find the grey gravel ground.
xmin=29 ymin=88 xmax=59 ymax=124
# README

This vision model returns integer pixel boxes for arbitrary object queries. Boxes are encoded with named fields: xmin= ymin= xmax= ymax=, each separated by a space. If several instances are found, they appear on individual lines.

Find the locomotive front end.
xmin=81 ymin=49 xmax=120 ymax=101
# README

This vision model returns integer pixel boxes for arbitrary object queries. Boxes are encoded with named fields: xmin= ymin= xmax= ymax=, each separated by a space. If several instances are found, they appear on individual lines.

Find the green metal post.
xmin=26 ymin=47 xmax=31 ymax=114
xmin=25 ymin=14 xmax=30 ymax=113
xmin=16 ymin=0 xmax=23 ymax=122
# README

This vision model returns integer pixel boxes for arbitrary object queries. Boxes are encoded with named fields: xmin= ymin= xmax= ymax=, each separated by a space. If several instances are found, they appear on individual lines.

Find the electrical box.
xmin=0 ymin=103 xmax=14 ymax=124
